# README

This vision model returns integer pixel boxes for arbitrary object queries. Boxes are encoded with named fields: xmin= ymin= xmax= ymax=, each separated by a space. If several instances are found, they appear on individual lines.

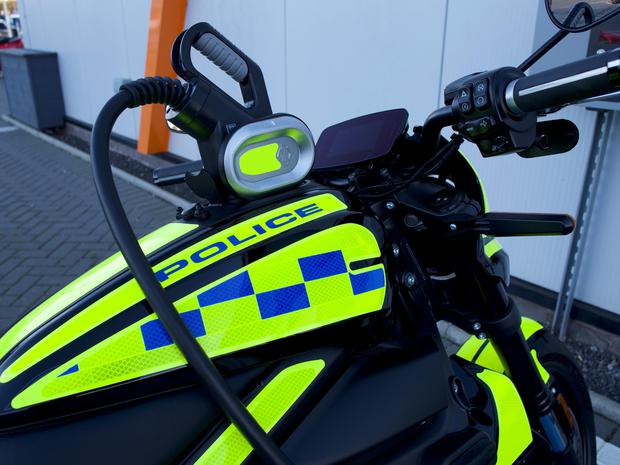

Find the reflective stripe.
xmin=477 ymin=369 xmax=533 ymax=464
xmin=12 ymin=223 xmax=385 ymax=408
xmin=194 ymin=359 xmax=325 ymax=465
xmin=2 ymin=194 xmax=346 ymax=383
xmin=531 ymin=349 xmax=551 ymax=384
xmin=456 ymin=317 xmax=547 ymax=381
xmin=0 ymin=222 xmax=197 ymax=364
xmin=521 ymin=317 xmax=544 ymax=340
xmin=484 ymin=238 xmax=502 ymax=258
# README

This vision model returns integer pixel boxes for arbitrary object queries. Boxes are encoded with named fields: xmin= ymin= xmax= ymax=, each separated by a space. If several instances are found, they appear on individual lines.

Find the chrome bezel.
xmin=222 ymin=115 xmax=315 ymax=198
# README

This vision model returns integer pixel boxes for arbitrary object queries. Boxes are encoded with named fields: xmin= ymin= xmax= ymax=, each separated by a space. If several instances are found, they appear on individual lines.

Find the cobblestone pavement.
xmin=0 ymin=109 xmax=175 ymax=335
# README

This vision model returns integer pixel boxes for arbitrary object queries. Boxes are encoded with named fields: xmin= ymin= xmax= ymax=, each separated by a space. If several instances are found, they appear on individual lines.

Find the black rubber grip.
xmin=507 ymin=48 xmax=620 ymax=113
xmin=194 ymin=32 xmax=249 ymax=82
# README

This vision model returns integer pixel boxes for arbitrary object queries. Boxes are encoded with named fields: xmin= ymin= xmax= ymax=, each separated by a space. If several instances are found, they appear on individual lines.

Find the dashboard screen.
xmin=313 ymin=108 xmax=408 ymax=170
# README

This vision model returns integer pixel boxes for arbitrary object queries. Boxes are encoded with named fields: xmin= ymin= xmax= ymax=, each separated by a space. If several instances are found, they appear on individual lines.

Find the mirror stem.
xmin=518 ymin=29 xmax=569 ymax=72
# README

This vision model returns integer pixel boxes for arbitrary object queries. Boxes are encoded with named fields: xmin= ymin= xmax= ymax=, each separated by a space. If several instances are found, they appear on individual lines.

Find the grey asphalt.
xmin=0 ymin=80 xmax=175 ymax=334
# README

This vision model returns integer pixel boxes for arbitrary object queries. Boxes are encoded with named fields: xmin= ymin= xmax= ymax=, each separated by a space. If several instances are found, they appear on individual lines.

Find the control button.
xmin=463 ymin=122 xmax=480 ymax=138
xmin=473 ymin=80 xmax=488 ymax=97
xmin=491 ymin=135 xmax=510 ymax=153
xmin=473 ymin=79 xmax=490 ymax=110
xmin=461 ymin=116 xmax=496 ymax=139
xmin=478 ymin=140 xmax=492 ymax=154
xmin=478 ymin=116 xmax=495 ymax=134
xmin=474 ymin=95 xmax=489 ymax=109
xmin=457 ymin=87 xmax=473 ymax=114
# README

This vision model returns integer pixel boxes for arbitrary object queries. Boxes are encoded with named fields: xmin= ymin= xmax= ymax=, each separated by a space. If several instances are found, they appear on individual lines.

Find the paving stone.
xmin=598 ymin=441 xmax=620 ymax=465
xmin=0 ymin=83 xmax=173 ymax=331
xmin=595 ymin=414 xmax=619 ymax=442
xmin=610 ymin=426 xmax=620 ymax=448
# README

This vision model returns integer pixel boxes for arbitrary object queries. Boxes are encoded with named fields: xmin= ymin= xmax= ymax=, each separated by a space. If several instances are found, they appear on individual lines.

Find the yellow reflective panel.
xmin=12 ymin=223 xmax=385 ymax=408
xmin=455 ymin=335 xmax=484 ymax=361
xmin=2 ymin=194 xmax=347 ymax=383
xmin=0 ymin=222 xmax=197 ymax=364
xmin=521 ymin=317 xmax=543 ymax=340
xmin=477 ymin=369 xmax=532 ymax=465
xmin=239 ymin=143 xmax=282 ymax=176
xmin=531 ymin=349 xmax=551 ymax=384
xmin=194 ymin=359 xmax=324 ymax=465
xmin=484 ymin=238 xmax=502 ymax=258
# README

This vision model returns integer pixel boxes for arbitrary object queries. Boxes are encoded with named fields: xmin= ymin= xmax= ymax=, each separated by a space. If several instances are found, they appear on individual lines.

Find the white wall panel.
xmin=285 ymin=0 xmax=447 ymax=136
xmin=18 ymin=0 xmax=150 ymax=139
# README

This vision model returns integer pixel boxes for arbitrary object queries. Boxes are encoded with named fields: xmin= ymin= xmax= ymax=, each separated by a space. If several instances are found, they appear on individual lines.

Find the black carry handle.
xmin=473 ymin=212 xmax=575 ymax=237
xmin=172 ymin=22 xmax=272 ymax=119
xmin=505 ymin=48 xmax=620 ymax=114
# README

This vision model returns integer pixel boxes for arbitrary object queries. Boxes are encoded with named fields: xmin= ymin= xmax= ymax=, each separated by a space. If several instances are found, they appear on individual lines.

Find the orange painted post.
xmin=137 ymin=0 xmax=187 ymax=154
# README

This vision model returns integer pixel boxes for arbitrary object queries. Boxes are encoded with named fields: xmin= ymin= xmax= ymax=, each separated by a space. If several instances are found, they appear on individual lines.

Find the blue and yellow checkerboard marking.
xmin=197 ymin=271 xmax=254 ymax=307
xmin=141 ymin=309 xmax=206 ymax=351
xmin=139 ymin=250 xmax=382 ymax=347
xmin=256 ymin=284 xmax=311 ymax=319
xmin=12 ymin=223 xmax=387 ymax=409
xmin=350 ymin=268 xmax=385 ymax=295
xmin=298 ymin=251 xmax=347 ymax=281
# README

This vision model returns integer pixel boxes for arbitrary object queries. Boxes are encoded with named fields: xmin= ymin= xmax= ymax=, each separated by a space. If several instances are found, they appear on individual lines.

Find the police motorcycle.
xmin=1 ymin=1 xmax=618 ymax=464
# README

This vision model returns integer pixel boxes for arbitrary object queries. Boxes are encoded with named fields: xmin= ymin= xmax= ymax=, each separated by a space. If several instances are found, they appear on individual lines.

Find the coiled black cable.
xmin=120 ymin=76 xmax=188 ymax=109
xmin=91 ymin=77 xmax=293 ymax=465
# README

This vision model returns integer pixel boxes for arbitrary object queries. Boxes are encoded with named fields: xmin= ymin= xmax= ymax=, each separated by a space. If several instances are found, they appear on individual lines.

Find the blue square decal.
xmin=141 ymin=309 xmax=206 ymax=351
xmin=349 ymin=269 xmax=385 ymax=295
xmin=256 ymin=284 xmax=310 ymax=319
xmin=298 ymin=251 xmax=347 ymax=281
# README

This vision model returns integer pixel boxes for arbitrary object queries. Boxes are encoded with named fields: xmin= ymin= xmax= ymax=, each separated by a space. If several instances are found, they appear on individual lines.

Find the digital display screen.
xmin=313 ymin=108 xmax=408 ymax=170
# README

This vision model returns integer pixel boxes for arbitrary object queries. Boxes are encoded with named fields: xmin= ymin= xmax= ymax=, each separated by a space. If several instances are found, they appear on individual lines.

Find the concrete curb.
xmin=438 ymin=321 xmax=620 ymax=424
xmin=1 ymin=115 xmax=193 ymax=210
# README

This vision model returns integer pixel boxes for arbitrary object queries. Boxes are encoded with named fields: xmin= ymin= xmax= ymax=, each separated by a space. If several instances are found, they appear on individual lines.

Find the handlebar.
xmin=505 ymin=48 xmax=620 ymax=114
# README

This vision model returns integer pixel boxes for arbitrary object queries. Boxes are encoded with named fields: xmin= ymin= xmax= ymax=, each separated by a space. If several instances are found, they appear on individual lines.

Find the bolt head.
xmin=392 ymin=244 xmax=400 ymax=257
xmin=449 ymin=223 xmax=457 ymax=231
xmin=386 ymin=201 xmax=395 ymax=210
xmin=404 ymin=273 xmax=416 ymax=288
xmin=473 ymin=322 xmax=481 ymax=331
xmin=477 ymin=332 xmax=487 ymax=340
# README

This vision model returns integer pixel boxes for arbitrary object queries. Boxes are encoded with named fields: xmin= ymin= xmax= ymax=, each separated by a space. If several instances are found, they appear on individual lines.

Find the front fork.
xmin=458 ymin=261 xmax=579 ymax=464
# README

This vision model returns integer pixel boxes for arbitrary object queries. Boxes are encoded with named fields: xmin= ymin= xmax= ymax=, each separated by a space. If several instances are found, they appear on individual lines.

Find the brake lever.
xmin=453 ymin=212 xmax=575 ymax=237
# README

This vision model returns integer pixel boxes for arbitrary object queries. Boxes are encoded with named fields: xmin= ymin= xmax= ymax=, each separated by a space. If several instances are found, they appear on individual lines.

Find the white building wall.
xmin=18 ymin=0 xmax=150 ymax=139
xmin=16 ymin=0 xmax=620 ymax=316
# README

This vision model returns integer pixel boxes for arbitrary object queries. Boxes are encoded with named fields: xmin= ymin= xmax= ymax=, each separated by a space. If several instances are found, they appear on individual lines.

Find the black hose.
xmin=91 ymin=78 xmax=293 ymax=465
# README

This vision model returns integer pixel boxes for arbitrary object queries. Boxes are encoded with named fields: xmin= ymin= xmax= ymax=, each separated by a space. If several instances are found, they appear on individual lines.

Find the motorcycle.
xmin=0 ymin=1 xmax=617 ymax=464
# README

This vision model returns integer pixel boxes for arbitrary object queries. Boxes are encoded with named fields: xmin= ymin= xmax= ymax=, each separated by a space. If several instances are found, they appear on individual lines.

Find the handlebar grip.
xmin=505 ymin=48 xmax=620 ymax=114
xmin=194 ymin=33 xmax=249 ymax=83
